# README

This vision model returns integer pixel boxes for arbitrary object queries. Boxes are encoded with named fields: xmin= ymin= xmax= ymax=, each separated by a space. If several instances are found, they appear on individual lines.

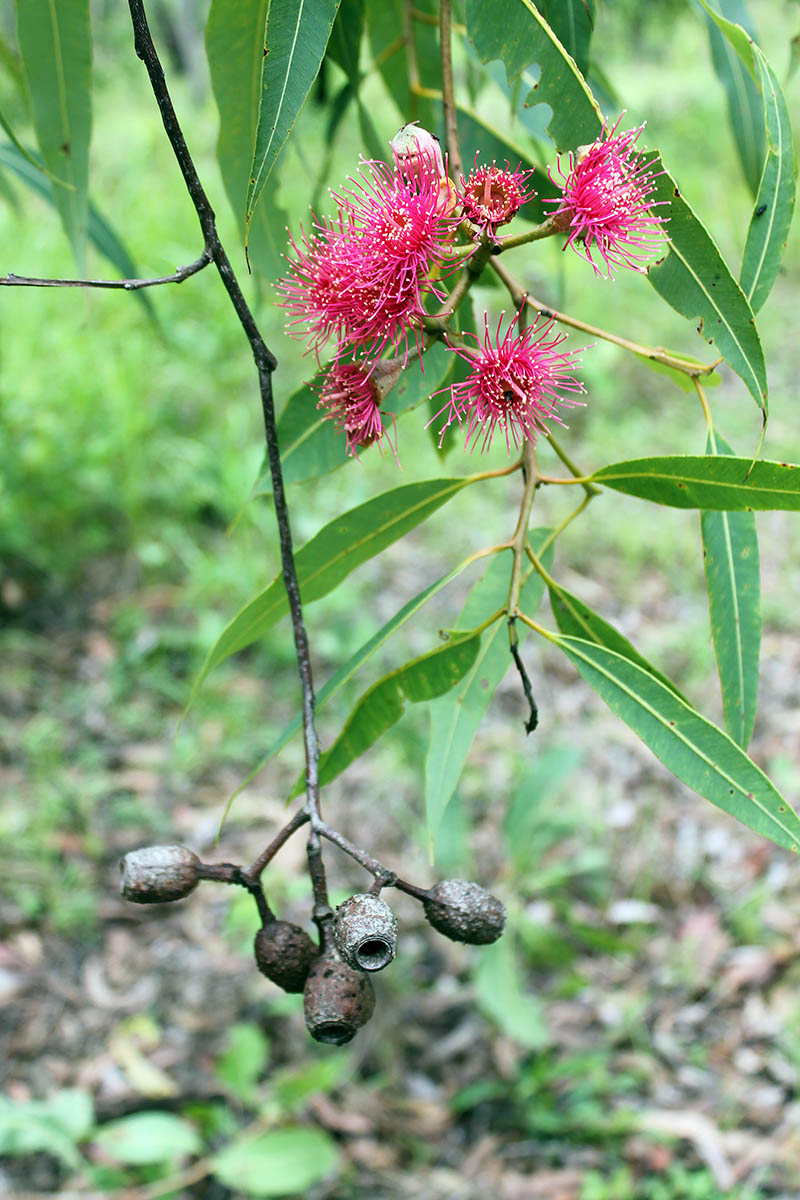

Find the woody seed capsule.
xmin=334 ymin=893 xmax=398 ymax=972
xmin=423 ymin=878 xmax=506 ymax=944
xmin=254 ymin=920 xmax=317 ymax=993
xmin=120 ymin=845 xmax=200 ymax=904
xmin=303 ymin=946 xmax=376 ymax=1045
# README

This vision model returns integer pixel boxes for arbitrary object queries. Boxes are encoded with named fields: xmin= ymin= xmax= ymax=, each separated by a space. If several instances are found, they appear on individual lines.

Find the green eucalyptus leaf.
xmin=365 ymin=0 xmax=437 ymax=131
xmin=92 ymin=1112 xmax=201 ymax=1166
xmin=191 ymin=478 xmax=472 ymax=696
xmin=245 ymin=0 xmax=341 ymax=234
xmin=298 ymin=632 xmax=481 ymax=793
xmin=206 ymin=0 xmax=290 ymax=281
xmin=236 ymin=554 xmax=486 ymax=790
xmin=464 ymin=0 xmax=603 ymax=152
xmin=591 ymin=455 xmax=800 ymax=509
xmin=702 ymin=0 xmax=765 ymax=195
xmin=212 ymin=1127 xmax=339 ymax=1196
xmin=16 ymin=0 xmax=92 ymax=270
xmin=534 ymin=0 xmax=596 ymax=77
xmin=697 ymin=0 xmax=796 ymax=313
xmin=646 ymin=158 xmax=767 ymax=412
xmin=701 ymin=432 xmax=761 ymax=748
xmin=547 ymin=579 xmax=687 ymax=700
xmin=475 ymin=933 xmax=548 ymax=1049
xmin=425 ymin=535 xmax=553 ymax=848
xmin=551 ymin=636 xmax=800 ymax=854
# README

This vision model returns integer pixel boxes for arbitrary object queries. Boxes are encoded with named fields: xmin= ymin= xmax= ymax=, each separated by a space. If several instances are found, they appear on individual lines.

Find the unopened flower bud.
xmin=120 ymin=845 xmax=200 ymax=904
xmin=334 ymin=893 xmax=397 ymax=972
xmin=254 ymin=920 xmax=317 ymax=993
xmin=391 ymin=122 xmax=445 ymax=182
xmin=303 ymin=947 xmax=375 ymax=1045
xmin=423 ymin=879 xmax=506 ymax=944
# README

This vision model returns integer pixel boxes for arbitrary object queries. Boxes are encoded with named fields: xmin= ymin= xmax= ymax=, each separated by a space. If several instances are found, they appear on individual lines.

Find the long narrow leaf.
xmin=245 ymin=0 xmax=340 ymax=234
xmin=702 ymin=0 xmax=765 ymax=195
xmin=533 ymin=0 xmax=596 ymax=78
xmin=425 ymin=536 xmax=552 ymax=846
xmin=191 ymin=477 xmax=472 ymax=696
xmin=646 ymin=158 xmax=767 ymax=412
xmin=701 ymin=432 xmax=761 ymax=748
xmin=16 ymin=0 xmax=92 ymax=270
xmin=552 ymin=636 xmax=800 ymax=853
xmin=591 ymin=455 xmax=800 ymax=509
xmin=697 ymin=0 xmax=796 ymax=313
xmin=547 ymin=579 xmax=687 ymax=700
xmin=237 ymin=554 xmax=491 ymax=792
xmin=295 ymin=634 xmax=482 ymax=794
xmin=206 ymin=0 xmax=290 ymax=282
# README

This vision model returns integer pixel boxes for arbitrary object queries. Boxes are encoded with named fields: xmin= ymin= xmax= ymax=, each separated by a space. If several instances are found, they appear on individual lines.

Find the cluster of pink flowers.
xmin=278 ymin=119 xmax=666 ymax=460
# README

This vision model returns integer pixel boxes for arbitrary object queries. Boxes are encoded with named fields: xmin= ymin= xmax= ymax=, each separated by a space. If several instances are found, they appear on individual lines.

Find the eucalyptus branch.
xmin=541 ymin=431 xmax=601 ymax=498
xmin=490 ymin=256 xmax=721 ymax=378
xmin=313 ymin=819 xmax=430 ymax=900
xmin=126 ymin=0 xmax=323 ymax=828
xmin=439 ymin=0 xmax=463 ymax=180
xmin=243 ymin=807 xmax=310 ymax=884
xmin=0 ymin=250 xmax=211 ymax=290
xmin=494 ymin=216 xmax=560 ymax=250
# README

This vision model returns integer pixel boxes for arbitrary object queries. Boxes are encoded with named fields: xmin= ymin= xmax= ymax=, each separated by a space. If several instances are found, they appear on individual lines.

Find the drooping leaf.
xmin=547 ymin=579 xmax=687 ymax=700
xmin=551 ymin=635 xmax=800 ymax=854
xmin=245 ymin=0 xmax=341 ymax=236
xmin=425 ymin=536 xmax=553 ymax=847
xmin=92 ymin=1112 xmax=201 ymax=1166
xmin=298 ymin=633 xmax=481 ymax=793
xmin=212 ymin=1127 xmax=339 ymax=1197
xmin=240 ymin=554 xmax=488 ymax=784
xmin=534 ymin=0 xmax=596 ymax=78
xmin=702 ymin=0 xmax=765 ymax=195
xmin=646 ymin=158 xmax=767 ymax=412
xmin=15 ymin=0 xmax=92 ymax=270
xmin=464 ymin=0 xmax=603 ymax=153
xmin=697 ymin=1 xmax=796 ymax=313
xmin=701 ymin=432 xmax=761 ymax=748
xmin=591 ymin=455 xmax=800 ymax=510
xmin=192 ymin=477 xmax=472 ymax=694
xmin=0 ymin=142 xmax=154 ymax=319
xmin=206 ymin=0 xmax=290 ymax=281
xmin=0 ymin=105 xmax=71 ymax=184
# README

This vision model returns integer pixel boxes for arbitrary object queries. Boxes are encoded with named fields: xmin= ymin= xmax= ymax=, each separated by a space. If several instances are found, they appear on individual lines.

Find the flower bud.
xmin=254 ymin=920 xmax=317 ymax=993
xmin=303 ymin=947 xmax=376 ymax=1045
xmin=391 ymin=122 xmax=445 ymax=183
xmin=334 ymin=893 xmax=397 ymax=972
xmin=423 ymin=879 xmax=506 ymax=945
xmin=120 ymin=845 xmax=200 ymax=904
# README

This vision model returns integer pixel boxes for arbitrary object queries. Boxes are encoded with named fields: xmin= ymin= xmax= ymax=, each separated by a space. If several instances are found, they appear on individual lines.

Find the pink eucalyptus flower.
xmin=459 ymin=158 xmax=536 ymax=240
xmin=317 ymin=361 xmax=386 ymax=456
xmin=432 ymin=310 xmax=586 ymax=454
xmin=546 ymin=120 xmax=667 ymax=278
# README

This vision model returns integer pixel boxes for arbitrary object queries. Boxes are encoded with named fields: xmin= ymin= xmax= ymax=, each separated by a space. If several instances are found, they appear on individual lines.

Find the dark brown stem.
xmin=196 ymin=862 xmax=275 ymax=922
xmin=509 ymin=629 xmax=538 ymax=734
xmin=314 ymin=819 xmax=429 ymax=899
xmin=126 ymin=0 xmax=323 ymax=826
xmin=0 ymin=251 xmax=211 ymax=290
xmin=242 ymin=808 xmax=310 ymax=885
xmin=439 ymin=0 xmax=463 ymax=179
xmin=307 ymin=833 xmax=333 ymax=933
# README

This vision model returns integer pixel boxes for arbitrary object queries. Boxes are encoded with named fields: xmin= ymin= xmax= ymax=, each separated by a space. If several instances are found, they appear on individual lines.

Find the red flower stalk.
xmin=432 ymin=310 xmax=586 ymax=454
xmin=459 ymin=158 xmax=536 ymax=240
xmin=546 ymin=120 xmax=667 ymax=278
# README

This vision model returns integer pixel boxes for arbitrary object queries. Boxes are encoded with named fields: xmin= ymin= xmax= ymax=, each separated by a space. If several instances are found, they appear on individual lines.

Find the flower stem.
xmin=490 ymin=257 xmax=721 ymax=379
xmin=439 ymin=0 xmax=463 ymax=180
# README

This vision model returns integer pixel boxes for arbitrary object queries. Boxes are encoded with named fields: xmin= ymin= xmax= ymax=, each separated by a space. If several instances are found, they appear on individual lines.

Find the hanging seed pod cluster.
xmin=120 ymin=842 xmax=504 ymax=1045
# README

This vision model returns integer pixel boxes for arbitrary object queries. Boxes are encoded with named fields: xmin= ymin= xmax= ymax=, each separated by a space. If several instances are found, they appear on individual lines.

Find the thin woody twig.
xmin=439 ymin=0 xmax=463 ymax=179
xmin=126 ymin=0 xmax=323 ymax=834
xmin=0 ymin=250 xmax=211 ymax=290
